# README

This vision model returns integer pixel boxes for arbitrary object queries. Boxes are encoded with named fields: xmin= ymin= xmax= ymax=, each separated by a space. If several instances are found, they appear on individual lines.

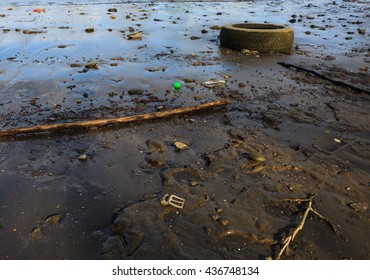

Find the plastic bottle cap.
xmin=173 ymin=82 xmax=181 ymax=90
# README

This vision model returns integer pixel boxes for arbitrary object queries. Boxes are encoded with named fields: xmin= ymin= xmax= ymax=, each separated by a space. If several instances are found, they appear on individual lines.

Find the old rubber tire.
xmin=220 ymin=23 xmax=294 ymax=53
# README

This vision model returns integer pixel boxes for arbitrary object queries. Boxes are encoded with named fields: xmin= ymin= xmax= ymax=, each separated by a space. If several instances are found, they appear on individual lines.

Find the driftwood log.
xmin=0 ymin=99 xmax=230 ymax=137
xmin=278 ymin=62 xmax=370 ymax=95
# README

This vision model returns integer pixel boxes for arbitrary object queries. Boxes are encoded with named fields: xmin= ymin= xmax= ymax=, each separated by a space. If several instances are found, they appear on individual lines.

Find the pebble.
xmin=31 ymin=227 xmax=42 ymax=240
xmin=108 ymin=8 xmax=117 ymax=13
xmin=127 ymin=31 xmax=143 ymax=40
xmin=248 ymin=153 xmax=266 ymax=162
xmin=45 ymin=214 xmax=62 ymax=224
xmin=349 ymin=202 xmax=368 ymax=212
xmin=358 ymin=29 xmax=366 ymax=35
xmin=220 ymin=219 xmax=229 ymax=226
xmin=211 ymin=214 xmax=220 ymax=221
xmin=78 ymin=154 xmax=88 ymax=161
xmin=128 ymin=89 xmax=144 ymax=95
xmin=174 ymin=141 xmax=189 ymax=151
xmin=85 ymin=27 xmax=94 ymax=33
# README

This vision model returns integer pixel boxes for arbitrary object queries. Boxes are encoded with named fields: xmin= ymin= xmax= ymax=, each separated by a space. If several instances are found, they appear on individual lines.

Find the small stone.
xmin=201 ymin=29 xmax=208 ymax=34
xmin=358 ymin=29 xmax=366 ymax=35
xmin=239 ymin=83 xmax=246 ymax=88
xmin=85 ymin=27 xmax=94 ymax=33
xmin=85 ymin=61 xmax=99 ymax=69
xmin=110 ymin=15 xmax=116 ymax=19
xmin=128 ymin=26 xmax=135 ymax=32
xmin=70 ymin=63 xmax=82 ymax=68
xmin=174 ymin=141 xmax=189 ymax=151
xmin=78 ymin=154 xmax=88 ymax=161
xmin=211 ymin=214 xmax=220 ymax=221
xmin=189 ymin=181 xmax=198 ymax=187
xmin=76 ymin=99 xmax=82 ymax=104
xmin=83 ymin=93 xmax=89 ymax=98
xmin=45 ymin=214 xmax=62 ymax=224
xmin=220 ymin=219 xmax=229 ymax=226
xmin=108 ymin=8 xmax=117 ymax=13
xmin=345 ymin=37 xmax=352 ymax=40
xmin=349 ymin=202 xmax=368 ymax=212
xmin=58 ymin=44 xmax=67 ymax=48
xmin=127 ymin=31 xmax=142 ymax=40
xmin=210 ymin=25 xmax=221 ymax=30
xmin=289 ymin=19 xmax=296 ymax=23
xmin=190 ymin=36 xmax=200 ymax=40
xmin=248 ymin=153 xmax=266 ymax=162
xmin=128 ymin=89 xmax=144 ymax=95
xmin=31 ymin=227 xmax=42 ymax=240
xmin=205 ymin=227 xmax=212 ymax=235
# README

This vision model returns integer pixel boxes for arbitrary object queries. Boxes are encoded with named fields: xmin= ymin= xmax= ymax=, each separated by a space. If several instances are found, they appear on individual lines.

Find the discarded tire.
xmin=220 ymin=23 xmax=294 ymax=53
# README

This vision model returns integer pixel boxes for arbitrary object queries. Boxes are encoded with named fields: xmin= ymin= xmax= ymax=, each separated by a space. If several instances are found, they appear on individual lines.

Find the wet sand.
xmin=0 ymin=0 xmax=369 ymax=259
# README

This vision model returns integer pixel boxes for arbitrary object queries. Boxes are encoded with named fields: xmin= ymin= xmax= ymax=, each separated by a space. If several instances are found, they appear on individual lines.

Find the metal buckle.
xmin=161 ymin=194 xmax=185 ymax=209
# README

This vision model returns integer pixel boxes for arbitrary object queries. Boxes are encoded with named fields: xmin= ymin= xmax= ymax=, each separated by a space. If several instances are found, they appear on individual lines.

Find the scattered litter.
xmin=33 ymin=8 xmax=45 ymax=13
xmin=161 ymin=194 xmax=185 ymax=209
xmin=202 ymin=79 xmax=226 ymax=88
xmin=127 ymin=31 xmax=143 ymax=40
xmin=173 ymin=81 xmax=181 ymax=90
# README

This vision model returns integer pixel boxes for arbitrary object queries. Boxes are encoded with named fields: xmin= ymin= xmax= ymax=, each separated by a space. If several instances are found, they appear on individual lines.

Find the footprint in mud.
xmin=144 ymin=139 xmax=167 ymax=168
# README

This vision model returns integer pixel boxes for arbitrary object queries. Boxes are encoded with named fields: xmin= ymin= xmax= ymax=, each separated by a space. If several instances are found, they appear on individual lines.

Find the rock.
xmin=78 ymin=154 xmax=88 ymax=161
xmin=174 ymin=141 xmax=189 ymax=151
xmin=242 ymin=49 xmax=259 ymax=56
xmin=211 ymin=214 xmax=220 ymax=221
xmin=128 ymin=89 xmax=144 ymax=95
xmin=85 ymin=61 xmax=99 ymax=69
xmin=23 ymin=30 xmax=44 ymax=34
xmin=31 ymin=227 xmax=42 ymax=240
xmin=190 ymin=36 xmax=200 ymax=40
xmin=239 ymin=83 xmax=246 ymax=88
xmin=108 ymin=8 xmax=117 ymax=12
xmin=220 ymin=219 xmax=229 ymax=226
xmin=127 ymin=31 xmax=142 ymax=40
xmin=70 ymin=63 xmax=82 ymax=68
xmin=45 ymin=214 xmax=62 ymax=224
xmin=358 ymin=29 xmax=366 ymax=35
xmin=202 ymin=79 xmax=226 ymax=88
xmin=85 ymin=27 xmax=94 ymax=33
xmin=201 ymin=29 xmax=208 ymax=34
xmin=210 ymin=25 xmax=221 ymax=30
xmin=128 ymin=26 xmax=135 ymax=32
xmin=76 ymin=99 xmax=82 ymax=104
xmin=58 ymin=44 xmax=67 ymax=48
xmin=349 ymin=202 xmax=368 ymax=212
xmin=248 ymin=153 xmax=266 ymax=162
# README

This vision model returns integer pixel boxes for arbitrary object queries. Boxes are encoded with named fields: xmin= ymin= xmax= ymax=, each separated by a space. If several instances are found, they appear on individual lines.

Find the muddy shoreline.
xmin=0 ymin=0 xmax=369 ymax=259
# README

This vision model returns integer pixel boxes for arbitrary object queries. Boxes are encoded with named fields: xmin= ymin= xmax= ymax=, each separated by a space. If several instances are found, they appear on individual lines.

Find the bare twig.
xmin=274 ymin=193 xmax=342 ymax=260
xmin=278 ymin=62 xmax=370 ymax=95
xmin=0 ymin=99 xmax=230 ymax=137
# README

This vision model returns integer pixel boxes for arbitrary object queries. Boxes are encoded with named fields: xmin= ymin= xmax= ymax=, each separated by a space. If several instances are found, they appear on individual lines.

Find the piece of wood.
xmin=274 ymin=193 xmax=343 ymax=260
xmin=278 ymin=62 xmax=370 ymax=94
xmin=0 ymin=99 xmax=230 ymax=137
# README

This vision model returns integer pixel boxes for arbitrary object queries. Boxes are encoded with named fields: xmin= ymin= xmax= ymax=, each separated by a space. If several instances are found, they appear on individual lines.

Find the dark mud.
xmin=0 ymin=0 xmax=369 ymax=259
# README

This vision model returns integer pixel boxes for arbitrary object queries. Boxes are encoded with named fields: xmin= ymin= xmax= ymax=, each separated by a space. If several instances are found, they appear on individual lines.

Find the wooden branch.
xmin=0 ymin=99 xmax=230 ymax=137
xmin=278 ymin=62 xmax=370 ymax=95
xmin=274 ymin=193 xmax=342 ymax=260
